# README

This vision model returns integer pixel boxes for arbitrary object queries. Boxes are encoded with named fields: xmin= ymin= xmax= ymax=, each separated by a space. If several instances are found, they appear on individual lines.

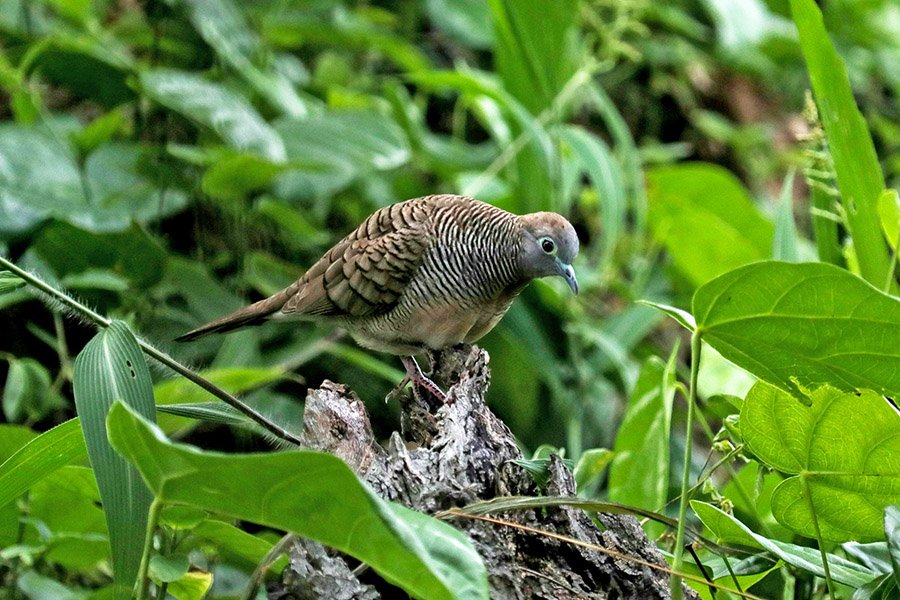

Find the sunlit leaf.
xmin=177 ymin=0 xmax=307 ymax=117
xmin=694 ymin=261 xmax=900 ymax=402
xmin=742 ymin=382 xmax=900 ymax=542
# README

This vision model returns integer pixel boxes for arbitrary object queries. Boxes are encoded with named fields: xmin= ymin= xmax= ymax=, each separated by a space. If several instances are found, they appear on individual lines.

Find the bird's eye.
xmin=540 ymin=237 xmax=556 ymax=254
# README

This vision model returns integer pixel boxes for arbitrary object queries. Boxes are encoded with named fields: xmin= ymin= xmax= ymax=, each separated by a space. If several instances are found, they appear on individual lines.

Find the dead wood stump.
xmin=275 ymin=345 xmax=695 ymax=599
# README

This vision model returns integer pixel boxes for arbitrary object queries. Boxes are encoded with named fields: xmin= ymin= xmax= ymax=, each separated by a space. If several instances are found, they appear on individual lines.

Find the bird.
xmin=177 ymin=194 xmax=580 ymax=401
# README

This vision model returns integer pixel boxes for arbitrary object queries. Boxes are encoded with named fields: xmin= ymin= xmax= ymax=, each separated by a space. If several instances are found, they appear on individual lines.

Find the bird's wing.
xmin=282 ymin=201 xmax=431 ymax=318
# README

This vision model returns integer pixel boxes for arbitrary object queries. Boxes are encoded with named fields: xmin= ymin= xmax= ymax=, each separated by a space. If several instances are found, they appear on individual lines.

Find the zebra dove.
xmin=177 ymin=194 xmax=579 ymax=400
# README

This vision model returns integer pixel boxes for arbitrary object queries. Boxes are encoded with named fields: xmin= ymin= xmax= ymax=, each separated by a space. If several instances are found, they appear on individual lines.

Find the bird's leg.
xmin=386 ymin=374 xmax=411 ymax=403
xmin=400 ymin=356 xmax=448 ymax=403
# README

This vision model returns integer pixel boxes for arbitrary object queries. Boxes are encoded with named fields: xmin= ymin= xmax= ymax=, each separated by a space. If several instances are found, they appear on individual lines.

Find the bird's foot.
xmin=400 ymin=356 xmax=448 ymax=403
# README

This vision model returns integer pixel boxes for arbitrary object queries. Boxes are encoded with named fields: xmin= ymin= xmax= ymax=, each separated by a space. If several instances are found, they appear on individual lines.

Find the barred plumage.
xmin=177 ymin=194 xmax=579 ymax=400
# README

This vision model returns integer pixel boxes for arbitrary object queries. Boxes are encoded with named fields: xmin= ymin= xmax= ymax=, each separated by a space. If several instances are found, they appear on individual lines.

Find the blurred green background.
xmin=0 ymin=0 xmax=897 ymax=478
xmin=2 ymin=0 xmax=900 ymax=598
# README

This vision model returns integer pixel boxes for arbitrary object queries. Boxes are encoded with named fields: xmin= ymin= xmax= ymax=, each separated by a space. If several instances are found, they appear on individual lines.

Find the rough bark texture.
xmin=274 ymin=346 xmax=695 ymax=599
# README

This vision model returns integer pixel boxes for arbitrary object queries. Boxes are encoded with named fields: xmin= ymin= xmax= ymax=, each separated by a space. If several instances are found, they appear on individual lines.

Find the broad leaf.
xmin=273 ymin=110 xmax=410 ymax=200
xmin=177 ymin=0 xmax=306 ymax=117
xmin=73 ymin=322 xmax=156 ymax=594
xmin=139 ymin=69 xmax=286 ymax=162
xmin=647 ymin=163 xmax=774 ymax=286
xmin=694 ymin=261 xmax=900 ymax=401
xmin=107 ymin=402 xmax=489 ymax=600
xmin=692 ymin=501 xmax=878 ymax=588
xmin=742 ymin=382 xmax=900 ymax=541
xmin=0 ymin=124 xmax=186 ymax=239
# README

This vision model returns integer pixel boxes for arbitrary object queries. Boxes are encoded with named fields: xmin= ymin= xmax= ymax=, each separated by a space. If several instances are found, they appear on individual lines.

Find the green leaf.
xmin=28 ymin=466 xmax=109 ymax=570
xmin=202 ymin=153 xmax=285 ymax=201
xmin=0 ymin=270 xmax=25 ymax=293
xmin=0 ymin=419 xmax=86 ymax=510
xmin=425 ymin=0 xmax=493 ymax=48
xmin=178 ymin=0 xmax=306 ymax=117
xmin=886 ymin=506 xmax=900 ymax=588
xmin=34 ymin=222 xmax=167 ymax=290
xmin=573 ymin=448 xmax=613 ymax=491
xmin=741 ymin=382 xmax=900 ymax=542
xmin=560 ymin=126 xmax=625 ymax=269
xmin=107 ymin=402 xmax=489 ymax=600
xmin=791 ymin=0 xmax=892 ymax=288
xmin=149 ymin=554 xmax=190 ymax=583
xmin=693 ymin=261 xmax=900 ymax=402
xmin=0 ymin=125 xmax=186 ymax=239
xmin=167 ymin=570 xmax=213 ymax=600
xmin=488 ymin=0 xmax=577 ymax=114
xmin=192 ymin=519 xmax=287 ymax=572
xmin=852 ymin=575 xmax=898 ymax=600
xmin=879 ymin=189 xmax=900 ymax=251
xmin=153 ymin=367 xmax=284 ymax=433
xmin=608 ymin=355 xmax=675 ymax=538
xmin=647 ymin=163 xmax=774 ymax=286
xmin=635 ymin=300 xmax=695 ymax=331
xmin=773 ymin=170 xmax=800 ymax=262
xmin=273 ymin=110 xmax=410 ymax=200
xmin=139 ymin=69 xmax=286 ymax=162
xmin=2 ymin=357 xmax=56 ymax=423
xmin=73 ymin=322 xmax=156 ymax=593
xmin=16 ymin=570 xmax=86 ymax=600
xmin=155 ymin=402 xmax=258 ymax=428
xmin=70 ymin=108 xmax=125 ymax=156
xmin=692 ymin=500 xmax=878 ymax=588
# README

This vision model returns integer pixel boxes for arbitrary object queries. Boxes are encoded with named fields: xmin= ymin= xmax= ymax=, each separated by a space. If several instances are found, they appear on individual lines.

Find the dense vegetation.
xmin=1 ymin=0 xmax=899 ymax=598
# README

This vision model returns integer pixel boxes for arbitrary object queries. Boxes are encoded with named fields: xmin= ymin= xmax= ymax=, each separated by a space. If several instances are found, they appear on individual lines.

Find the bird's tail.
xmin=175 ymin=292 xmax=289 ymax=342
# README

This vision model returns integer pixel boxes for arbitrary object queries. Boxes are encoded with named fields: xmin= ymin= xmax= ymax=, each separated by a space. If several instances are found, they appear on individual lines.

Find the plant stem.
xmin=670 ymin=330 xmax=701 ymax=600
xmin=0 ymin=256 xmax=304 ymax=446
xmin=136 ymin=498 xmax=163 ymax=600
xmin=801 ymin=475 xmax=836 ymax=599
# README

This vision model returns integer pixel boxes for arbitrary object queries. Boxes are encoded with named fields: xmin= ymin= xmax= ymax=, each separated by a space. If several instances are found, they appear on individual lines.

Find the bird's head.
xmin=516 ymin=212 xmax=580 ymax=294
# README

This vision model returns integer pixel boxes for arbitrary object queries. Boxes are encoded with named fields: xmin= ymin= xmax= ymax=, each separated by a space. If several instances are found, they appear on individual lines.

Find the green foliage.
xmin=791 ymin=0 xmax=893 ymax=288
xmin=72 ymin=322 xmax=156 ymax=593
xmin=693 ymin=261 xmax=900 ymax=401
xmin=107 ymin=402 xmax=489 ymax=600
xmin=742 ymin=383 xmax=900 ymax=542
xmin=647 ymin=163 xmax=774 ymax=286
xmin=608 ymin=355 xmax=673 ymax=538
xmin=1 ymin=0 xmax=898 ymax=597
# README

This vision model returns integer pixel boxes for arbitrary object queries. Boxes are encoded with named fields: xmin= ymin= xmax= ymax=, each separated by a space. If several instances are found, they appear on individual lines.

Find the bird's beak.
xmin=559 ymin=262 xmax=579 ymax=295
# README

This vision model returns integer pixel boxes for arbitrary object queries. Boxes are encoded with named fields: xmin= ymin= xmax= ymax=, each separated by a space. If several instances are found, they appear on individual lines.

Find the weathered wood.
xmin=275 ymin=346 xmax=695 ymax=599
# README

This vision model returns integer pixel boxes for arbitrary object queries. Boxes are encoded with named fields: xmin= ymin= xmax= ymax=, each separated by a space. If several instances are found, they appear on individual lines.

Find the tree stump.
xmin=275 ymin=345 xmax=695 ymax=599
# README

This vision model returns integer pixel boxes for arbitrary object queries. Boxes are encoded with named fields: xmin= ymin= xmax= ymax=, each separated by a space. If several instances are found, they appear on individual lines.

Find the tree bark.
xmin=274 ymin=345 xmax=696 ymax=599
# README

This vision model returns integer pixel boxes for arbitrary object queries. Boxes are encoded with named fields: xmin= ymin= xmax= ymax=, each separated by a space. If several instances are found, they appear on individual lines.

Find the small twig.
xmin=242 ymin=534 xmax=295 ymax=600
xmin=0 ymin=256 xmax=303 ymax=446
xmin=443 ymin=510 xmax=765 ymax=600
xmin=671 ymin=330 xmax=702 ymax=600
xmin=518 ymin=566 xmax=583 ymax=595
